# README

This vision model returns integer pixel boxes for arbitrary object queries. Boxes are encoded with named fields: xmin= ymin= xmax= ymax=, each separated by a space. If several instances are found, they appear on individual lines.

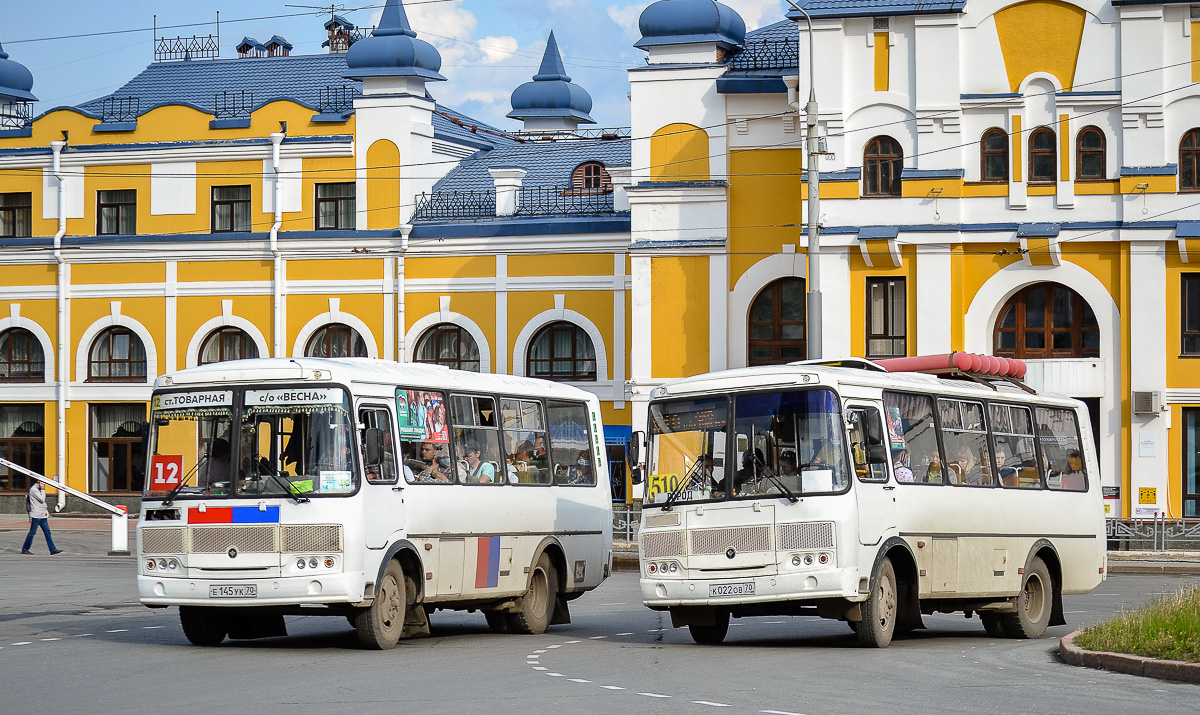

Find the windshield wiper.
xmin=759 ymin=470 xmax=799 ymax=503
xmin=162 ymin=459 xmax=205 ymax=507
xmin=253 ymin=458 xmax=310 ymax=504
xmin=661 ymin=459 xmax=706 ymax=511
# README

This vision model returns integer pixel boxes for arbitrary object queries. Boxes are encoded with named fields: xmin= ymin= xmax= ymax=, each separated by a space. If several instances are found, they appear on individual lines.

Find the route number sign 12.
xmin=150 ymin=455 xmax=184 ymax=490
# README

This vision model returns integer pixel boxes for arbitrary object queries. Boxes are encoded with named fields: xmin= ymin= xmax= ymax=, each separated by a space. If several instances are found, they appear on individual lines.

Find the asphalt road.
xmin=2 ymin=531 xmax=1199 ymax=715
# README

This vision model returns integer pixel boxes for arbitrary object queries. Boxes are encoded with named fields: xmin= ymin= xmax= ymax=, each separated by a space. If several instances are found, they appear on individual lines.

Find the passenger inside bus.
xmin=197 ymin=438 xmax=231 ymax=488
xmin=893 ymin=449 xmax=914 ymax=482
xmin=461 ymin=440 xmax=496 ymax=483
xmin=409 ymin=441 xmax=450 ymax=483
xmin=567 ymin=449 xmax=593 ymax=484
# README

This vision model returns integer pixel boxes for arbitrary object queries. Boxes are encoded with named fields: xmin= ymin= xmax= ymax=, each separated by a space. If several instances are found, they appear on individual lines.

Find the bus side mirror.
xmin=629 ymin=431 xmax=644 ymax=465
xmin=631 ymin=466 xmax=645 ymax=485
xmin=364 ymin=428 xmax=383 ymax=466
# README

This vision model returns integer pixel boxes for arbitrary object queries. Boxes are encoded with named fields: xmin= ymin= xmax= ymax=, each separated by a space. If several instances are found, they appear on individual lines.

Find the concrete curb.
xmin=1059 ymin=630 xmax=1200 ymax=684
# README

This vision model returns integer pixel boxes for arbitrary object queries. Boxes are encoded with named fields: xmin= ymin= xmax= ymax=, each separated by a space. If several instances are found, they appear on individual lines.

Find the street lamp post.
xmin=786 ymin=0 xmax=822 ymax=359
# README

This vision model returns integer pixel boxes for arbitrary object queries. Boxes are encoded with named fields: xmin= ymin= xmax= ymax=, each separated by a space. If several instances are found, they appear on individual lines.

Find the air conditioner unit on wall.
xmin=1132 ymin=391 xmax=1162 ymax=415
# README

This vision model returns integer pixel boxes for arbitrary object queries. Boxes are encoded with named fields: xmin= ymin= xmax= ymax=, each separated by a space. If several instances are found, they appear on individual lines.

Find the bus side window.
xmin=502 ymin=398 xmax=549 ymax=484
xmin=1036 ymin=406 xmax=1087 ymax=492
xmin=991 ymin=404 xmax=1042 ymax=489
xmin=848 ymin=408 xmax=888 ymax=482
xmin=883 ymin=392 xmax=944 ymax=484
xmin=359 ymin=407 xmax=397 ymax=485
xmin=939 ymin=400 xmax=993 ymax=487
xmin=546 ymin=400 xmax=596 ymax=486
xmin=450 ymin=394 xmax=503 ymax=485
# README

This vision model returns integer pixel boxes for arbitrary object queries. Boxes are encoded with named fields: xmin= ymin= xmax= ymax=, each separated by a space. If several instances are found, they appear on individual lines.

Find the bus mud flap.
xmin=402 ymin=574 xmax=431 ymax=638
xmin=227 ymin=612 xmax=287 ymax=640
xmin=550 ymin=594 xmax=572 ymax=625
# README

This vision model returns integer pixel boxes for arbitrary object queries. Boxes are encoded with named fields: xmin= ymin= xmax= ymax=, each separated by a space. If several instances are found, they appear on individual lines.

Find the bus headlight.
xmin=158 ymin=559 xmax=168 ymax=570
xmin=309 ymin=558 xmax=319 ymax=569
xmin=296 ymin=558 xmax=306 ymax=569
xmin=792 ymin=555 xmax=802 ymax=567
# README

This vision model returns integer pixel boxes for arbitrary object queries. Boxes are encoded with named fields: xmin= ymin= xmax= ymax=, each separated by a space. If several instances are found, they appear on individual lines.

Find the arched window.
xmin=980 ymin=128 xmax=1008 ymax=183
xmin=198 ymin=327 xmax=260 ymax=366
xmin=1028 ymin=128 xmax=1057 ymax=184
xmin=88 ymin=327 xmax=147 ymax=382
xmin=0 ymin=328 xmax=45 ymax=382
xmin=863 ymin=136 xmax=903 ymax=196
xmin=527 ymin=321 xmax=596 ymax=381
xmin=1076 ymin=127 xmax=1106 ymax=181
xmin=305 ymin=324 xmax=368 ymax=358
xmin=994 ymin=283 xmax=1098 ymax=359
xmin=414 ymin=323 xmax=480 ymax=372
xmin=748 ymin=278 xmax=806 ymax=366
xmin=1181 ymin=128 xmax=1200 ymax=193
xmin=571 ymin=162 xmax=613 ymax=193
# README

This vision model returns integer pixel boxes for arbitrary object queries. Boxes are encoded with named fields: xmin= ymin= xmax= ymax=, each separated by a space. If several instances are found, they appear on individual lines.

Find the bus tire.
xmin=510 ymin=553 xmax=557 ymax=634
xmin=180 ymin=606 xmax=227 ymax=646
xmin=980 ymin=613 xmax=1008 ymax=638
xmin=688 ymin=611 xmax=730 ymax=644
xmin=485 ymin=611 xmax=512 ymax=634
xmin=857 ymin=557 xmax=897 ymax=648
xmin=355 ymin=560 xmax=406 ymax=649
xmin=1002 ymin=556 xmax=1052 ymax=639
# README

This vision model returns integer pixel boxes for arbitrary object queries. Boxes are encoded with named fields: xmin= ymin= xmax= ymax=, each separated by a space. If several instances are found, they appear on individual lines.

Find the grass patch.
xmin=1074 ymin=585 xmax=1200 ymax=663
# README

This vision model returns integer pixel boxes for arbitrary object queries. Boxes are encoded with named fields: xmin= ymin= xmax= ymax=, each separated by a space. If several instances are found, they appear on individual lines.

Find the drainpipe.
xmin=269 ymin=129 xmax=286 ymax=356
xmin=51 ymin=139 xmax=68 ymax=510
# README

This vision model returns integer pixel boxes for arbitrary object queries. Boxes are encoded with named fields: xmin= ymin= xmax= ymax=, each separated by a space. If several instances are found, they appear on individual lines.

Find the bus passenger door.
xmin=847 ymin=405 xmax=896 ymax=546
xmin=359 ymin=404 xmax=405 ymax=549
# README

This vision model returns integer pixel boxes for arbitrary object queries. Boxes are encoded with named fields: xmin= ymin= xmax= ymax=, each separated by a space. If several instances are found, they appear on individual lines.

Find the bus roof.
xmin=155 ymin=357 xmax=597 ymax=402
xmin=652 ymin=362 xmax=1082 ymax=408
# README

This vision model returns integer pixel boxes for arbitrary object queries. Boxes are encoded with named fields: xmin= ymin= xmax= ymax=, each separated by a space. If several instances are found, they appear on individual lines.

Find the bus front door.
xmin=359 ymin=405 xmax=406 ymax=549
xmin=847 ymin=405 xmax=896 ymax=546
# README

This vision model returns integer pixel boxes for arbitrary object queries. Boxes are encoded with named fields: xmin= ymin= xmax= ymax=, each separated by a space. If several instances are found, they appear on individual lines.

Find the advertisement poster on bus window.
xmin=885 ymin=406 xmax=907 ymax=451
xmin=396 ymin=389 xmax=449 ymax=443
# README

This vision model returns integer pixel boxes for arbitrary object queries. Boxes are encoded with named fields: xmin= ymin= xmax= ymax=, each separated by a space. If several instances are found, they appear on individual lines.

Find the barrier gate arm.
xmin=0 ymin=457 xmax=130 ymax=556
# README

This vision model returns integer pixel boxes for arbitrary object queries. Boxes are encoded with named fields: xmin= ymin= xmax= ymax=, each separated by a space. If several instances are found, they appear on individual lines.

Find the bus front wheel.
xmin=1002 ymin=557 xmax=1052 ymax=639
xmin=857 ymin=557 xmax=897 ymax=648
xmin=180 ymin=606 xmax=228 ymax=646
xmin=355 ymin=560 xmax=406 ymax=649
xmin=688 ymin=611 xmax=730 ymax=644
xmin=510 ymin=553 xmax=557 ymax=634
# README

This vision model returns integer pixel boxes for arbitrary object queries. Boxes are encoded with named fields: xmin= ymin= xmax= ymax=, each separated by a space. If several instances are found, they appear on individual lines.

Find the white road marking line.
xmin=588 ymin=635 xmax=608 ymax=639
xmin=74 ymin=634 xmax=93 ymax=637
xmin=106 ymin=629 xmax=128 ymax=633
xmin=729 ymin=623 xmax=744 ymax=627
xmin=533 ymin=649 xmax=547 ymax=654
xmin=765 ymin=621 xmax=784 ymax=624
xmin=615 ymin=632 xmax=633 ymax=636
xmin=692 ymin=701 xmax=731 ymax=707
xmin=527 ymin=661 xmax=540 ymax=665
xmin=760 ymin=710 xmax=806 ymax=715
xmin=12 ymin=642 xmax=31 ymax=646
xmin=638 ymin=692 xmax=671 ymax=698
xmin=564 ymin=640 xmax=581 ymax=644
xmin=546 ymin=673 xmax=564 ymax=677
xmin=647 ymin=628 xmax=664 ymax=632
xmin=600 ymin=602 xmax=625 ymax=606
xmin=526 ymin=655 xmax=540 ymax=660
xmin=546 ymin=644 xmax=562 ymax=649
xmin=40 ymin=638 xmax=60 ymax=641
xmin=532 ymin=667 xmax=548 ymax=671
xmin=569 ymin=679 xmax=591 ymax=683
xmin=600 ymin=686 xmax=625 ymax=690
xmin=143 ymin=626 xmax=163 ymax=629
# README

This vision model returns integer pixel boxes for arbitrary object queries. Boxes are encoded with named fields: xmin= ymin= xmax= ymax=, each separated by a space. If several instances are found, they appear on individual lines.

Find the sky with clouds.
xmin=6 ymin=0 xmax=789 ymax=130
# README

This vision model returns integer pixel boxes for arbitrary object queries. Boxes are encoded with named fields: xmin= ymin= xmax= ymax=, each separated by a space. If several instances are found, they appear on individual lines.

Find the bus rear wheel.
xmin=180 ymin=606 xmax=228 ymax=646
xmin=688 ymin=611 xmax=730 ymax=644
xmin=980 ymin=613 xmax=1008 ymax=638
xmin=485 ymin=611 xmax=512 ymax=633
xmin=857 ymin=557 xmax=897 ymax=648
xmin=355 ymin=560 xmax=406 ymax=649
xmin=1002 ymin=557 xmax=1052 ymax=639
xmin=510 ymin=553 xmax=557 ymax=634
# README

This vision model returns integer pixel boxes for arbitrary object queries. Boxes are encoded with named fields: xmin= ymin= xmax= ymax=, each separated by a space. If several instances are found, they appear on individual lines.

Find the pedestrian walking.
xmin=21 ymin=481 xmax=62 ymax=555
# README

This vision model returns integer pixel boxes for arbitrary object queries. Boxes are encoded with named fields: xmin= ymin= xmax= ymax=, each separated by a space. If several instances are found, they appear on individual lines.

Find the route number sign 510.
xmin=150 ymin=455 xmax=184 ymax=490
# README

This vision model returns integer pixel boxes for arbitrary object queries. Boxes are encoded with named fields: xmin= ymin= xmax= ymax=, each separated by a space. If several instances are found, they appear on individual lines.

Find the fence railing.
xmin=318 ymin=85 xmax=358 ymax=115
xmin=101 ymin=97 xmax=140 ymax=123
xmin=614 ymin=503 xmax=640 ymax=542
xmin=726 ymin=38 xmax=799 ymax=71
xmin=514 ymin=186 xmax=617 ymax=217
xmin=413 ymin=189 xmax=497 ymax=222
xmin=1107 ymin=516 xmax=1200 ymax=551
xmin=155 ymin=34 xmax=220 ymax=62
xmin=214 ymin=90 xmax=254 ymax=119
xmin=0 ymin=101 xmax=32 ymax=129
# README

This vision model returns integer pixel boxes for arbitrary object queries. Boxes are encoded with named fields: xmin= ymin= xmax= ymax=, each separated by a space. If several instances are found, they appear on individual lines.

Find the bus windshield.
xmin=646 ymin=388 xmax=850 ymax=504
xmin=144 ymin=386 xmax=356 ymax=499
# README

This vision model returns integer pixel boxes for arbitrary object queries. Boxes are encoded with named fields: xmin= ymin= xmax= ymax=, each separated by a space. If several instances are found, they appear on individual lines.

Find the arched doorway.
xmin=993 ymin=282 xmax=1099 ymax=359
xmin=748 ymin=278 xmax=806 ymax=366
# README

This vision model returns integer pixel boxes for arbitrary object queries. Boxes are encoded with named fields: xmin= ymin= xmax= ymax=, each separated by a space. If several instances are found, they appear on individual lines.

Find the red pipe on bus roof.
xmin=872 ymin=352 xmax=1027 ymax=379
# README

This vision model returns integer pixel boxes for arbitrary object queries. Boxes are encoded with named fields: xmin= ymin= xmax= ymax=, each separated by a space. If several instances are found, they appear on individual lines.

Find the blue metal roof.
xmin=787 ymin=0 xmax=965 ymax=20
xmin=344 ymin=0 xmax=444 ymax=82
xmin=431 ymin=138 xmax=630 ymax=194
xmin=636 ymin=0 xmax=747 ymax=50
xmin=508 ymin=32 xmax=595 ymax=124
xmin=0 ymin=40 xmax=37 ymax=102
xmin=73 ymin=52 xmax=515 ymax=149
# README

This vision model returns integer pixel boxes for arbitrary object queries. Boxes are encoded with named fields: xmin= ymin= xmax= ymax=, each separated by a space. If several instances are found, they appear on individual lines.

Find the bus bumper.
xmin=640 ymin=568 xmax=862 ymax=608
xmin=138 ymin=572 xmax=365 ymax=607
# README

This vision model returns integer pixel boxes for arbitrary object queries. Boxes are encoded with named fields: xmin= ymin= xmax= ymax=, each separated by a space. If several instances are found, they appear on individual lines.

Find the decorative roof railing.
xmin=155 ymin=34 xmax=220 ymax=62
xmin=100 ymin=97 xmax=140 ymax=124
xmin=214 ymin=90 xmax=254 ymax=119
xmin=0 ymin=101 xmax=32 ymax=129
xmin=511 ymin=127 xmax=631 ymax=142
xmin=726 ymin=38 xmax=799 ymax=71
xmin=318 ymin=86 xmax=359 ymax=115
xmin=413 ymin=190 xmax=498 ymax=222
xmin=413 ymin=185 xmax=622 ymax=222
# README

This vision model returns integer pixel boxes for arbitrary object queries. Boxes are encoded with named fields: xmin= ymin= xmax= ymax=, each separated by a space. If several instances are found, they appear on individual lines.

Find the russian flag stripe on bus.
xmin=475 ymin=536 xmax=500 ymax=589
xmin=188 ymin=506 xmax=280 ymax=524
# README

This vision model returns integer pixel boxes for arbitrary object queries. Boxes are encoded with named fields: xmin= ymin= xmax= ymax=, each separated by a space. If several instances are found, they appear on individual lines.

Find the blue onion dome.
xmin=344 ymin=0 xmax=445 ymax=82
xmin=508 ymin=32 xmax=594 ymax=123
xmin=0 ymin=40 xmax=37 ymax=102
xmin=635 ymin=0 xmax=747 ymax=51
